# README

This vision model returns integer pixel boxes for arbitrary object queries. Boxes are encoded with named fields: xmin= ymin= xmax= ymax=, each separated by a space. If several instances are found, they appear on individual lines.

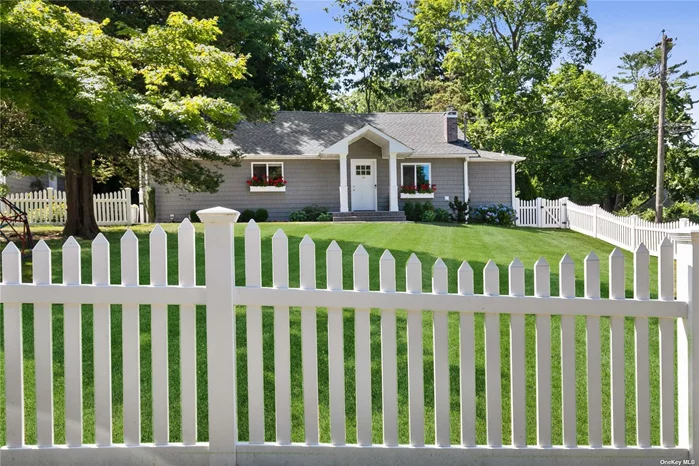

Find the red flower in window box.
xmin=400 ymin=184 xmax=436 ymax=194
xmin=247 ymin=175 xmax=287 ymax=187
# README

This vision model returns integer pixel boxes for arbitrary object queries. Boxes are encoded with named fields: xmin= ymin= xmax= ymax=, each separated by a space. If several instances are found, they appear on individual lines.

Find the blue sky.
xmin=294 ymin=0 xmax=698 ymax=133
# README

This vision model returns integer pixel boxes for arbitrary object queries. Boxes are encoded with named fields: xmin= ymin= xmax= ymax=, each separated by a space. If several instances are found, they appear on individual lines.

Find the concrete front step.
xmin=332 ymin=211 xmax=407 ymax=222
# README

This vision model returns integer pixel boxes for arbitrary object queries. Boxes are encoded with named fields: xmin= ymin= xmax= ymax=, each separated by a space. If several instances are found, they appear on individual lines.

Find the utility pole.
xmin=655 ymin=31 xmax=671 ymax=223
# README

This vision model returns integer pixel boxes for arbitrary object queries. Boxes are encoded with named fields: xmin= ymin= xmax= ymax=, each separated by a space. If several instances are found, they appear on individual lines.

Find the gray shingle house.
xmin=152 ymin=110 xmax=525 ymax=222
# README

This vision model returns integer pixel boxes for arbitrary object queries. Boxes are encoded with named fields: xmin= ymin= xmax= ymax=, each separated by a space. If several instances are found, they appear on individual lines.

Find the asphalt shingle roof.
xmin=188 ymin=111 xmax=481 ymax=156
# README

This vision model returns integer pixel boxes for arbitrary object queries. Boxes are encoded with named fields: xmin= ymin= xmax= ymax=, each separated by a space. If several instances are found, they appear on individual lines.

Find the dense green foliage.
xmin=289 ymin=210 xmax=308 ymax=222
xmin=49 ymin=0 xmax=341 ymax=115
xmin=326 ymin=0 xmax=698 ymax=210
xmin=302 ymin=204 xmax=331 ymax=222
xmin=240 ymin=209 xmax=256 ymax=223
xmin=253 ymin=208 xmax=269 ymax=223
xmin=0 ymin=0 xmax=250 ymax=235
xmin=289 ymin=205 xmax=331 ymax=222
xmin=448 ymin=196 xmax=469 ymax=224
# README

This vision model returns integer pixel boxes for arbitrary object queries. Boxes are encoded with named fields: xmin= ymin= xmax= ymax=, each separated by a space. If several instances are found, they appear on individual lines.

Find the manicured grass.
xmin=0 ymin=222 xmax=672 ymax=449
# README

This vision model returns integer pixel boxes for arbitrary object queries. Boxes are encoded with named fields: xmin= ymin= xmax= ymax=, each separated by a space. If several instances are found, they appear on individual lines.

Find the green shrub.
xmin=240 ymin=209 xmax=255 ymax=223
xmin=289 ymin=210 xmax=307 ymax=222
xmin=638 ymin=209 xmax=656 ymax=222
xmin=665 ymin=202 xmax=699 ymax=223
xmin=470 ymin=204 xmax=517 ymax=226
xmin=617 ymin=195 xmax=651 ymax=216
xmin=434 ymin=208 xmax=451 ymax=223
xmin=254 ymin=208 xmax=269 ymax=223
xmin=302 ymin=204 xmax=329 ymax=222
xmin=189 ymin=210 xmax=200 ymax=223
xmin=403 ymin=202 xmax=416 ymax=221
xmin=448 ymin=196 xmax=469 ymax=223
xmin=317 ymin=212 xmax=333 ymax=221
xmin=421 ymin=210 xmax=437 ymax=222
xmin=403 ymin=201 xmax=434 ymax=222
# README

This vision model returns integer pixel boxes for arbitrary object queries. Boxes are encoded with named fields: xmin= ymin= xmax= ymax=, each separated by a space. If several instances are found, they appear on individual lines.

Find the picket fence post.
xmin=592 ymin=204 xmax=599 ymax=238
xmin=672 ymin=228 xmax=699 ymax=460
xmin=630 ymin=215 xmax=639 ymax=251
xmin=46 ymin=187 xmax=54 ymax=224
xmin=560 ymin=197 xmax=569 ymax=229
xmin=125 ymin=188 xmax=132 ymax=225
xmin=198 ymin=206 xmax=240 ymax=465
xmin=535 ymin=197 xmax=543 ymax=227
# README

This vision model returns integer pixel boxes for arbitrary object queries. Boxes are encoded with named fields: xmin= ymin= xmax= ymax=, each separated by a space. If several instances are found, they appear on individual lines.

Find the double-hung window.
xmin=400 ymin=163 xmax=434 ymax=197
xmin=249 ymin=162 xmax=286 ymax=191
xmin=251 ymin=162 xmax=283 ymax=180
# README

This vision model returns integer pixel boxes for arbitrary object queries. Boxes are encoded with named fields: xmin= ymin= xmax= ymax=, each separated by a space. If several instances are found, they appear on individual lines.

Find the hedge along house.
xmin=151 ymin=110 xmax=525 ymax=222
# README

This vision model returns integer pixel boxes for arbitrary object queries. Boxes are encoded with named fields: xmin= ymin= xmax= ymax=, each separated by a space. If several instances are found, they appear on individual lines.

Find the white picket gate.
xmin=515 ymin=198 xmax=566 ymax=228
xmin=2 ymin=188 xmax=135 ymax=226
xmin=1 ymin=206 xmax=698 ymax=466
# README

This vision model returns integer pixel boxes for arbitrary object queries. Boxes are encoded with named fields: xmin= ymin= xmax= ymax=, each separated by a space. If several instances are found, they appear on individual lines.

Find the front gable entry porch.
xmin=321 ymin=125 xmax=413 ymax=212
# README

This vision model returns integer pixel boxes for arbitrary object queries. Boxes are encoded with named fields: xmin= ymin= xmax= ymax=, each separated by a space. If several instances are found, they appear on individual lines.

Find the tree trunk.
xmin=63 ymin=153 xmax=100 ymax=239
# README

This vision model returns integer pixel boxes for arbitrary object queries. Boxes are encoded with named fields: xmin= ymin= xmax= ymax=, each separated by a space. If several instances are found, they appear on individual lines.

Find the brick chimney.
xmin=444 ymin=107 xmax=458 ymax=142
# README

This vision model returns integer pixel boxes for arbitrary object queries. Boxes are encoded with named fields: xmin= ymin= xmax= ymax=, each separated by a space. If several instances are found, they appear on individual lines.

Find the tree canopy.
xmin=0 ymin=0 xmax=248 ymax=236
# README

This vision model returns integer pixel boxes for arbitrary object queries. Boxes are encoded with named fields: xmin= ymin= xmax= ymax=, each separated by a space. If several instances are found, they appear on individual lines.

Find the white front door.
xmin=350 ymin=159 xmax=377 ymax=211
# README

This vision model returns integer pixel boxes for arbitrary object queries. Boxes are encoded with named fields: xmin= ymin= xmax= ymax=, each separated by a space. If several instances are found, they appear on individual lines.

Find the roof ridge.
xmin=276 ymin=110 xmax=447 ymax=116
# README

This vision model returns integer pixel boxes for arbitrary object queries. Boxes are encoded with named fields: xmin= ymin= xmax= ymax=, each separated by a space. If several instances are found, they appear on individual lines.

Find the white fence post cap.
xmin=669 ymin=227 xmax=699 ymax=245
xmin=197 ymin=206 xmax=240 ymax=224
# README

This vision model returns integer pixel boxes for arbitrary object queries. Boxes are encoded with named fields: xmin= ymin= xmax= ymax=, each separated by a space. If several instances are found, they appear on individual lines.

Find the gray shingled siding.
xmin=152 ymin=144 xmax=514 ymax=221
xmin=468 ymin=162 xmax=513 ymax=207
xmin=4 ymin=174 xmax=52 ymax=193
xmin=347 ymin=138 xmax=389 ymax=211
xmin=397 ymin=158 xmax=466 ymax=211
xmin=152 ymin=159 xmax=341 ymax=222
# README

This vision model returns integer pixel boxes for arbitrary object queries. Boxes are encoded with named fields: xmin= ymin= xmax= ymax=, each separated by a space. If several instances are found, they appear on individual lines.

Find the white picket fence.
xmin=1 ymin=206 xmax=697 ymax=465
xmin=2 ymin=188 xmax=136 ymax=226
xmin=516 ymin=197 xmax=698 ymax=256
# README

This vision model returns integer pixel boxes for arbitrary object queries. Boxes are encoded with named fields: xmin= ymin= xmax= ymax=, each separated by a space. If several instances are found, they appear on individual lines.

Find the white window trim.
xmin=250 ymin=162 xmax=286 ymax=192
xmin=400 ymin=162 xmax=434 ymax=199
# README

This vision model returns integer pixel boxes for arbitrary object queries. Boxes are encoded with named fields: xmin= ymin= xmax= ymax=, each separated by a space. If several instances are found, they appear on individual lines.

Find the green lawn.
xmin=0 ymin=222 xmax=673 ymax=449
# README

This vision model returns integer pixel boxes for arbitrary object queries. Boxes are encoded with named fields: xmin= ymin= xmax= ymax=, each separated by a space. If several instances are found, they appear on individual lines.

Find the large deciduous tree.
xmin=411 ymin=0 xmax=600 ymax=145
xmin=50 ymin=0 xmax=341 ymax=114
xmin=0 ymin=0 xmax=247 ymax=237
xmin=329 ymin=0 xmax=405 ymax=113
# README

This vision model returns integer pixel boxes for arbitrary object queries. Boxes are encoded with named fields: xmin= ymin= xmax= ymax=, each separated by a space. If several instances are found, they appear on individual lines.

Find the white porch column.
xmin=389 ymin=152 xmax=398 ymax=212
xmin=339 ymin=153 xmax=349 ymax=212
xmin=463 ymin=160 xmax=469 ymax=202
xmin=510 ymin=161 xmax=516 ymax=208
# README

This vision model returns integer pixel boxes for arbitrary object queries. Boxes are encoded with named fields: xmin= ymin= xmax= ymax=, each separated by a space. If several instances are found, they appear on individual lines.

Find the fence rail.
xmin=2 ymin=188 xmax=136 ymax=226
xmin=516 ymin=196 xmax=698 ymax=255
xmin=1 ymin=206 xmax=698 ymax=466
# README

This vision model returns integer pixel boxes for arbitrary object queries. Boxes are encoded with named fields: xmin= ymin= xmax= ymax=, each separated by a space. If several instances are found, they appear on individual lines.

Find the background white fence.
xmin=516 ymin=196 xmax=699 ymax=255
xmin=1 ymin=206 xmax=697 ymax=465
xmin=2 ymin=188 xmax=137 ymax=226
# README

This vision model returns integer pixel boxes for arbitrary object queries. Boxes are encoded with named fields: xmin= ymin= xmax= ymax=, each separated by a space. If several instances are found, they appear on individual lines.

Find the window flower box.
xmin=400 ymin=184 xmax=436 ymax=198
xmin=247 ymin=174 xmax=287 ymax=192
xmin=401 ymin=192 xmax=434 ymax=199
xmin=249 ymin=186 xmax=286 ymax=192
